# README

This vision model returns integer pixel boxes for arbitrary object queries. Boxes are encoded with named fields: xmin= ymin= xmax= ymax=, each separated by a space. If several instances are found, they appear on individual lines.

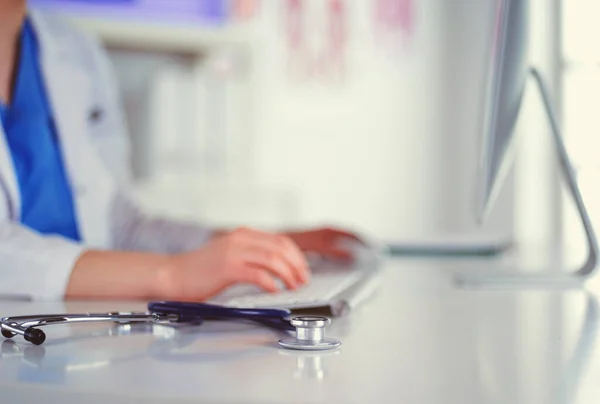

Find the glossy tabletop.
xmin=1 ymin=253 xmax=600 ymax=404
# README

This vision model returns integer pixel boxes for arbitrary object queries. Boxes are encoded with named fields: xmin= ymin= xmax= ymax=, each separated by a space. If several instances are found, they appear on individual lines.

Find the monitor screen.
xmin=477 ymin=0 xmax=529 ymax=222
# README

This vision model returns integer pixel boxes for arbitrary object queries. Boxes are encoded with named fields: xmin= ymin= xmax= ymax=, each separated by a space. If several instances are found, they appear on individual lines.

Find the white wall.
xmin=93 ymin=0 xmax=517 ymax=242
xmin=515 ymin=0 xmax=563 ymax=256
xmin=97 ymin=0 xmax=452 ymax=241
xmin=248 ymin=0 xmax=447 ymax=239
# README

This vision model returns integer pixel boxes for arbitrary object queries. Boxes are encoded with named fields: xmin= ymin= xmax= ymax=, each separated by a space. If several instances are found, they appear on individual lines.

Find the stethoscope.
xmin=0 ymin=301 xmax=341 ymax=351
xmin=0 ymin=320 xmax=340 ymax=382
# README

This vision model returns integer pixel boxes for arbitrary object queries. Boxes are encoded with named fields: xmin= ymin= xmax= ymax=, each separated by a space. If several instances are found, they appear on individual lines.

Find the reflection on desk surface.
xmin=1 ymin=258 xmax=600 ymax=404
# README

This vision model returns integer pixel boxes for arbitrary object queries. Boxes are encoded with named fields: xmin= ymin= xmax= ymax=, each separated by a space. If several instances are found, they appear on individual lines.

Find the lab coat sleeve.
xmin=0 ymin=222 xmax=84 ymax=301
xmin=85 ymin=25 xmax=217 ymax=254
xmin=110 ymin=191 xmax=216 ymax=254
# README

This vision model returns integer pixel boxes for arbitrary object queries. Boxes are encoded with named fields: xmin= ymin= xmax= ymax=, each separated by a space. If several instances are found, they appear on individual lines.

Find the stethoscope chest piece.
xmin=279 ymin=316 xmax=341 ymax=351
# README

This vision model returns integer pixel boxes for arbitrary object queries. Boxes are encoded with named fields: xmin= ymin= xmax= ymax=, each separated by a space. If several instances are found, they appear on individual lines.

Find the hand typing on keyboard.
xmin=283 ymin=227 xmax=364 ymax=263
xmin=160 ymin=226 xmax=363 ymax=302
xmin=207 ymin=229 xmax=376 ymax=310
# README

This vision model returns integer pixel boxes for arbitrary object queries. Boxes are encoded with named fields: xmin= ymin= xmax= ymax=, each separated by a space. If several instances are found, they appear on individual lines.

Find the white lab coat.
xmin=0 ymin=10 xmax=214 ymax=301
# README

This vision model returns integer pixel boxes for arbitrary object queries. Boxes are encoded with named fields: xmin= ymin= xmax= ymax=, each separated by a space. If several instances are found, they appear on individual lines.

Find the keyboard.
xmin=209 ymin=241 xmax=384 ymax=316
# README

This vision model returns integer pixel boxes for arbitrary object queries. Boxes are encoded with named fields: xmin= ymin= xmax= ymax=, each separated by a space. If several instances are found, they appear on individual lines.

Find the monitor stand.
xmin=455 ymin=67 xmax=599 ymax=289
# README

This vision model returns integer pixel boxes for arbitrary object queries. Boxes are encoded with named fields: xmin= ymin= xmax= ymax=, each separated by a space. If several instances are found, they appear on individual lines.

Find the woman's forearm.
xmin=65 ymin=250 xmax=173 ymax=300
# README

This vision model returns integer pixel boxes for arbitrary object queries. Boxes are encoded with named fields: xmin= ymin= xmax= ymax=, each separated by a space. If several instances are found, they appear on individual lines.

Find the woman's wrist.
xmin=66 ymin=249 xmax=177 ymax=300
xmin=151 ymin=254 xmax=182 ymax=299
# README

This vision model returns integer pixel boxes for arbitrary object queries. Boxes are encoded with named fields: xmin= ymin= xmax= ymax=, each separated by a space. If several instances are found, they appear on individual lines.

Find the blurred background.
xmin=26 ymin=0 xmax=593 ymax=254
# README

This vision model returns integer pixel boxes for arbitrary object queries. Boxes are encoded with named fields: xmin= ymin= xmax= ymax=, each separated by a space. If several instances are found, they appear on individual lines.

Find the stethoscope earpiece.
xmin=2 ymin=323 xmax=46 ymax=345
xmin=23 ymin=328 xmax=46 ymax=346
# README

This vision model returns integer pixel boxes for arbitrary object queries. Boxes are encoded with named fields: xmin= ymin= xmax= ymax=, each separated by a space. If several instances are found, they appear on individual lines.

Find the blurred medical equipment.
xmin=284 ymin=0 xmax=348 ymax=81
xmin=374 ymin=0 xmax=415 ymax=55
xmin=232 ymin=0 xmax=260 ymax=21
xmin=324 ymin=0 xmax=347 ymax=79
xmin=210 ymin=238 xmax=383 ymax=316
xmin=0 ymin=301 xmax=340 ymax=350
xmin=456 ymin=0 xmax=599 ymax=288
xmin=284 ymin=0 xmax=305 ymax=78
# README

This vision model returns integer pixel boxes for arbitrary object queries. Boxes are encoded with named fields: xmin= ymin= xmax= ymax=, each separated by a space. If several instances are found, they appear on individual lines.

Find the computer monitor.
xmin=458 ymin=0 xmax=599 ymax=287
xmin=477 ymin=0 xmax=528 ymax=223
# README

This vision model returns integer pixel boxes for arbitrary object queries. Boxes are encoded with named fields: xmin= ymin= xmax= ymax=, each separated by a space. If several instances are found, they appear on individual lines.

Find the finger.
xmin=324 ymin=228 xmax=363 ymax=242
xmin=278 ymin=236 xmax=310 ymax=284
xmin=234 ymin=267 xmax=279 ymax=293
xmin=242 ymin=247 xmax=299 ymax=290
xmin=237 ymin=229 xmax=307 ymax=286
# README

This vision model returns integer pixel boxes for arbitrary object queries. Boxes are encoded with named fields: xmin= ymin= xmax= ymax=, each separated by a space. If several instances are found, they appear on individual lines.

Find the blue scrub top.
xmin=0 ymin=18 xmax=81 ymax=241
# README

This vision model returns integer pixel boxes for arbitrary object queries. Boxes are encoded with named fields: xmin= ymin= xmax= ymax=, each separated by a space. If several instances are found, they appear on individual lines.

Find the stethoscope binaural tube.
xmin=1 ymin=312 xmax=180 ymax=345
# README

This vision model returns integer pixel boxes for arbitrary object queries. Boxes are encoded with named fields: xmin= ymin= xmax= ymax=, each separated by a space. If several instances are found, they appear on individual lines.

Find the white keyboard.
xmin=222 ymin=270 xmax=364 ymax=309
xmin=210 ymin=238 xmax=381 ymax=316
xmin=210 ymin=241 xmax=383 ymax=314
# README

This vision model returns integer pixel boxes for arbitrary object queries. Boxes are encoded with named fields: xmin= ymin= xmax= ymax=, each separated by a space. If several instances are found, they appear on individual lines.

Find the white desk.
xmin=1 ymin=256 xmax=599 ymax=404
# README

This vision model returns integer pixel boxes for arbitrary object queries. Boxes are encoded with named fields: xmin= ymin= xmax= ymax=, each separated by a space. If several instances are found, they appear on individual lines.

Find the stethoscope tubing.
xmin=148 ymin=301 xmax=291 ymax=320
xmin=148 ymin=301 xmax=295 ymax=331
xmin=1 ymin=302 xmax=295 ymax=345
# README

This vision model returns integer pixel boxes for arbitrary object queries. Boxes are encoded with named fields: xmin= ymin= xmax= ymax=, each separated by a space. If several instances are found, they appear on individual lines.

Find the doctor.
xmin=0 ymin=1 xmax=359 ymax=301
